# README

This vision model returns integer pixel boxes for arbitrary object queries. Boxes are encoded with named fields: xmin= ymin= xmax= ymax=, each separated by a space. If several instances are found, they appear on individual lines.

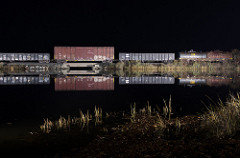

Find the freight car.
xmin=206 ymin=50 xmax=232 ymax=61
xmin=119 ymin=53 xmax=175 ymax=62
xmin=0 ymin=53 xmax=50 ymax=63
xmin=179 ymin=50 xmax=207 ymax=60
xmin=54 ymin=46 xmax=114 ymax=62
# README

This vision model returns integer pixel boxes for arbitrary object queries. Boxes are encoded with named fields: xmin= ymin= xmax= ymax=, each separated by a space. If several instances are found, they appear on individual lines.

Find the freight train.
xmin=119 ymin=50 xmax=233 ymax=62
xmin=53 ymin=47 xmax=232 ymax=62
xmin=0 ymin=47 xmax=233 ymax=63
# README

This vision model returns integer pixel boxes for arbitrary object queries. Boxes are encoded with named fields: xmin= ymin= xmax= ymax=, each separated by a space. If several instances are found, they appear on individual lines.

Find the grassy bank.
xmin=38 ymin=94 xmax=240 ymax=157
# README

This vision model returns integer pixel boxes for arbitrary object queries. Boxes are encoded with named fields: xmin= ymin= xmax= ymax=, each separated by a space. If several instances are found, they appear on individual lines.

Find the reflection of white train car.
xmin=119 ymin=76 xmax=175 ymax=84
xmin=0 ymin=75 xmax=50 ymax=85
xmin=0 ymin=53 xmax=50 ymax=63
xmin=178 ymin=78 xmax=206 ymax=86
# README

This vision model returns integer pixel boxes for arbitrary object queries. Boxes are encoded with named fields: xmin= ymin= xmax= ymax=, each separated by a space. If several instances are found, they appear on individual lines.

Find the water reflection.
xmin=119 ymin=76 xmax=175 ymax=84
xmin=0 ymin=74 xmax=238 ymax=88
xmin=54 ymin=76 xmax=114 ymax=91
xmin=0 ymin=75 xmax=50 ymax=85
xmin=119 ymin=75 xmax=238 ymax=88
xmin=178 ymin=76 xmax=234 ymax=87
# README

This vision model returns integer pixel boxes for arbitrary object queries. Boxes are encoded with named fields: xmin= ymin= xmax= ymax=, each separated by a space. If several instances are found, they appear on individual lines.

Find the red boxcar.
xmin=207 ymin=50 xmax=232 ymax=60
xmin=55 ymin=76 xmax=114 ymax=91
xmin=54 ymin=46 xmax=114 ymax=61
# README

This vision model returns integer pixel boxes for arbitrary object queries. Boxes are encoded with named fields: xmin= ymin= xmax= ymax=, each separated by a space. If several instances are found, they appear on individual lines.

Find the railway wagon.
xmin=179 ymin=51 xmax=207 ymax=60
xmin=119 ymin=53 xmax=175 ymax=62
xmin=119 ymin=76 xmax=175 ymax=85
xmin=54 ymin=76 xmax=114 ymax=91
xmin=0 ymin=53 xmax=50 ymax=63
xmin=54 ymin=47 xmax=114 ymax=62
xmin=207 ymin=50 xmax=232 ymax=61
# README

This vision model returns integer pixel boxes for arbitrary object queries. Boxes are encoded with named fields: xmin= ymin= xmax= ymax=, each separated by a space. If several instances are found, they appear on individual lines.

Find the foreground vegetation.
xmin=36 ymin=94 xmax=240 ymax=157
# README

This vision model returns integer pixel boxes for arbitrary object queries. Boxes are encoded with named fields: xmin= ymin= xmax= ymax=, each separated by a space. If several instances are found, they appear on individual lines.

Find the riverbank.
xmin=43 ymin=94 xmax=240 ymax=157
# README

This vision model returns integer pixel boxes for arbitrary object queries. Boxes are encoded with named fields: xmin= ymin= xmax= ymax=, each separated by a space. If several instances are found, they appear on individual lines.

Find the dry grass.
xmin=201 ymin=93 xmax=240 ymax=138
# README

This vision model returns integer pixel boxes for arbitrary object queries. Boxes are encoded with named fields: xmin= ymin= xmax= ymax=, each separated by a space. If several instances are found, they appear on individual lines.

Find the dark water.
xmin=0 ymin=74 xmax=239 ymax=156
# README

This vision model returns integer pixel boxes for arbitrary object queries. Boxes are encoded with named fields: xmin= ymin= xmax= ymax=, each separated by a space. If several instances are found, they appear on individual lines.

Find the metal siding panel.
xmin=129 ymin=54 xmax=135 ymax=61
xmin=149 ymin=53 xmax=153 ymax=61
xmin=54 ymin=47 xmax=58 ymax=60
xmin=109 ymin=47 xmax=114 ymax=60
xmin=34 ymin=54 xmax=38 ymax=61
xmin=76 ymin=78 xmax=82 ymax=90
xmin=66 ymin=47 xmax=71 ymax=60
xmin=97 ymin=47 xmax=103 ymax=61
xmin=158 ymin=54 xmax=161 ymax=61
xmin=153 ymin=54 xmax=158 ymax=61
xmin=141 ymin=53 xmax=145 ymax=61
xmin=108 ymin=47 xmax=112 ymax=60
xmin=63 ymin=47 xmax=67 ymax=60
xmin=19 ymin=54 xmax=22 ymax=61
xmin=129 ymin=53 xmax=133 ymax=60
xmin=75 ymin=47 xmax=83 ymax=61
xmin=103 ymin=47 xmax=108 ymax=61
xmin=138 ymin=53 xmax=142 ymax=61
xmin=119 ymin=77 xmax=126 ymax=84
xmin=112 ymin=47 xmax=115 ymax=59
xmin=125 ymin=53 xmax=130 ymax=60
xmin=104 ymin=47 xmax=108 ymax=61
xmin=146 ymin=54 xmax=150 ymax=60
xmin=106 ymin=47 xmax=111 ymax=60
xmin=156 ymin=77 xmax=161 ymax=84
xmin=134 ymin=53 xmax=138 ymax=60
xmin=71 ymin=47 xmax=76 ymax=61
xmin=56 ymin=47 xmax=63 ymax=60
xmin=144 ymin=53 xmax=148 ymax=61
xmin=119 ymin=53 xmax=124 ymax=61
xmin=44 ymin=53 xmax=50 ymax=62
xmin=152 ymin=77 xmax=156 ymax=83
xmin=161 ymin=54 xmax=164 ymax=61
xmin=164 ymin=54 xmax=169 ymax=61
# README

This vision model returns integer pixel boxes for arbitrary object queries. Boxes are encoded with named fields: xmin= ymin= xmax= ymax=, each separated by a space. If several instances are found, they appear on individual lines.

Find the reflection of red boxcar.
xmin=54 ymin=47 xmax=114 ymax=62
xmin=55 ymin=76 xmax=114 ymax=91
xmin=206 ymin=77 xmax=232 ymax=87
xmin=207 ymin=50 xmax=232 ymax=60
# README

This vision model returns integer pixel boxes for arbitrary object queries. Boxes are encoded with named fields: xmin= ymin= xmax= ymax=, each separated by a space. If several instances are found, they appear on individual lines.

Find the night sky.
xmin=0 ymin=1 xmax=239 ymax=55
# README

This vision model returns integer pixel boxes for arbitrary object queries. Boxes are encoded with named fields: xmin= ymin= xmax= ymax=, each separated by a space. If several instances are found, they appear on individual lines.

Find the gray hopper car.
xmin=119 ymin=76 xmax=175 ymax=85
xmin=119 ymin=53 xmax=175 ymax=61
xmin=0 ymin=53 xmax=50 ymax=63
